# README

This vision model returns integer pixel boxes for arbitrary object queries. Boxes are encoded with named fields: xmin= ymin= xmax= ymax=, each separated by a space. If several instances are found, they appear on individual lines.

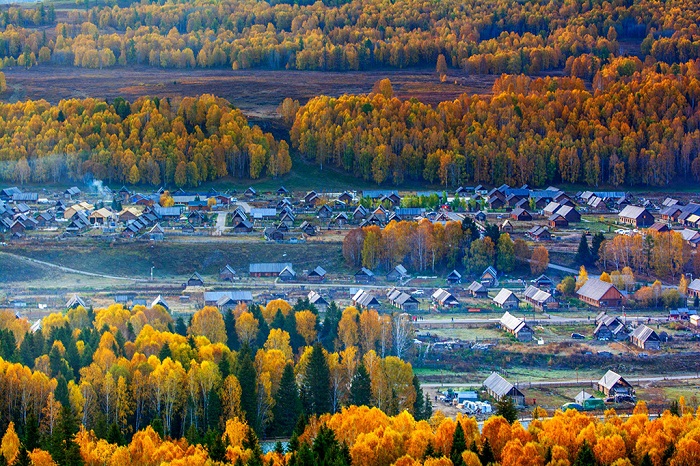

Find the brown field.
xmin=3 ymin=66 xmax=502 ymax=120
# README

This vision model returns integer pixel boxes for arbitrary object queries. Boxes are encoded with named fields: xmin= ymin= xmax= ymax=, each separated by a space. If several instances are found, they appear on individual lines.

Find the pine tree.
xmin=250 ymin=305 xmax=269 ymax=349
xmin=106 ymin=423 xmax=124 ymax=446
xmin=205 ymin=429 xmax=226 ymax=462
xmin=12 ymin=446 xmax=30 ymax=466
xmin=158 ymin=343 xmax=172 ymax=361
xmin=224 ymin=310 xmax=239 ymax=351
xmin=412 ymin=376 xmax=426 ymax=420
xmin=55 ymin=375 xmax=70 ymax=407
xmin=495 ymin=395 xmax=518 ymax=424
xmin=320 ymin=302 xmax=341 ymax=351
xmin=479 ymin=438 xmax=495 ymax=466
xmin=23 ymin=413 xmax=39 ymax=452
xmin=51 ymin=405 xmax=83 ymax=466
xmin=270 ymin=310 xmax=286 ymax=330
xmin=576 ymin=233 xmax=591 ymax=265
xmin=243 ymin=426 xmax=263 ymax=466
xmin=591 ymin=232 xmax=605 ymax=263
xmin=640 ymin=453 xmax=653 ymax=466
xmin=423 ymin=441 xmax=437 ymax=459
xmin=573 ymin=440 xmax=596 ymax=466
xmin=272 ymin=364 xmax=301 ymax=437
xmin=175 ymin=317 xmax=187 ymax=336
xmin=236 ymin=345 xmax=258 ymax=432
xmin=450 ymin=422 xmax=467 ymax=466
xmin=283 ymin=312 xmax=304 ymax=354
xmin=301 ymin=343 xmax=331 ymax=415
xmin=349 ymin=363 xmax=371 ymax=407
xmin=312 ymin=425 xmax=350 ymax=466
xmin=18 ymin=332 xmax=34 ymax=367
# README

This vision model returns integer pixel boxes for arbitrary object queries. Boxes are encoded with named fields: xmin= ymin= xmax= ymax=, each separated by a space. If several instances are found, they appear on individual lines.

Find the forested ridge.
xmin=0 ymin=94 xmax=291 ymax=186
xmin=291 ymin=60 xmax=700 ymax=187
xmin=0 ymin=298 xmax=431 ymax=465
xmin=1 ymin=299 xmax=699 ymax=465
xmin=0 ymin=0 xmax=699 ymax=71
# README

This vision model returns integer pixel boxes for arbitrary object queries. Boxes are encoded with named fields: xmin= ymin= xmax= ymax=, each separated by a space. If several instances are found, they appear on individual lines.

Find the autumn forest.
xmin=0 ymin=0 xmax=699 ymax=187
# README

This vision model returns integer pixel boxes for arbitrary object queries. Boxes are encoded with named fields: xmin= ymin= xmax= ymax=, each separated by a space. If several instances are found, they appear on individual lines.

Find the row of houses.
xmin=483 ymin=369 xmax=635 ymax=407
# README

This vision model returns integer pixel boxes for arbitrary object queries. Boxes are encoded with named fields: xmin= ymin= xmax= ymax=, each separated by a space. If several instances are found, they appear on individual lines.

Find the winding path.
xmin=2 ymin=251 xmax=148 ymax=282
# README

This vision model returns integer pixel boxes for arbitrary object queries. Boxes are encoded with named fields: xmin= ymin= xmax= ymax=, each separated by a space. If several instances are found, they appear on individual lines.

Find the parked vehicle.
xmin=571 ymin=333 xmax=586 ymax=340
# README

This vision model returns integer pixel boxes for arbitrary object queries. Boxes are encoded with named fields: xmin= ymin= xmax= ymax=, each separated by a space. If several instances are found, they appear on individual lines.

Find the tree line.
xmin=0 ymin=94 xmax=291 ymax=187
xmin=1 ymin=0 xmax=700 ymax=72
xmin=292 ymin=60 xmax=700 ymax=187
xmin=0 ymin=296 xmax=427 ymax=466
xmin=3 ymin=389 xmax=698 ymax=465
xmin=343 ymin=218 xmax=549 ymax=276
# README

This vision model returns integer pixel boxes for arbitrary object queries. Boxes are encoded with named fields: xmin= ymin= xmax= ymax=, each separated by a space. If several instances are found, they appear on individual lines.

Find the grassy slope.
xmin=9 ymin=240 xmax=346 ymax=280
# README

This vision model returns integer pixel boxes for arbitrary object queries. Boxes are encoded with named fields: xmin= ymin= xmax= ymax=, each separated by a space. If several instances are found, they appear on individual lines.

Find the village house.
xmin=481 ymin=266 xmax=498 ymax=287
xmin=64 ymin=187 xmax=81 ymax=200
xmin=332 ymin=212 xmax=349 ymax=226
xmin=154 ymin=206 xmax=182 ymax=221
xmin=659 ymin=205 xmax=682 ymax=222
xmin=522 ymin=285 xmax=558 ymax=310
xmin=249 ymin=263 xmax=293 ymax=277
xmin=387 ymin=288 xmax=420 ymax=312
xmin=500 ymin=219 xmax=513 ymax=232
xmin=299 ymin=221 xmax=317 ymax=236
xmin=317 ymin=204 xmax=333 ymax=218
xmin=647 ymin=222 xmax=670 ymax=233
xmin=307 ymin=266 xmax=327 ymax=282
xmin=483 ymin=372 xmax=525 ymax=406
xmin=148 ymin=223 xmax=165 ymax=241
xmin=630 ymin=325 xmax=661 ymax=350
xmin=527 ymin=226 xmax=551 ymax=241
xmin=446 ymin=270 xmax=462 ymax=285
xmin=510 ymin=207 xmax=532 ymax=221
xmin=354 ymin=267 xmax=375 ymax=284
xmin=688 ymin=278 xmax=700 ymax=299
xmin=352 ymin=290 xmax=380 ymax=310
xmin=278 ymin=265 xmax=297 ymax=281
xmin=432 ymin=288 xmax=460 ymax=308
xmin=338 ymin=192 xmax=353 ymax=204
xmin=219 ymin=265 xmax=236 ymax=281
xmin=680 ymin=229 xmax=700 ymax=248
xmin=467 ymin=281 xmax=488 ymax=298
xmin=577 ymin=278 xmax=625 ymax=308
xmin=264 ymin=227 xmax=285 ymax=241
xmin=533 ymin=275 xmax=554 ymax=290
xmin=308 ymin=291 xmax=329 ymax=312
xmin=387 ymin=264 xmax=409 ymax=281
xmin=233 ymin=220 xmax=254 ymax=233
xmin=88 ymin=207 xmax=113 ymax=225
xmin=548 ymin=213 xmax=568 ymax=228
xmin=66 ymin=294 xmax=86 ymax=310
xmin=187 ymin=272 xmax=205 ymax=287
xmin=493 ymin=289 xmax=520 ymax=310
xmin=597 ymin=370 xmax=634 ymax=397
xmin=499 ymin=311 xmax=534 ymax=341
xmin=204 ymin=291 xmax=254 ymax=309
xmin=118 ymin=207 xmax=141 ymax=223
xmin=304 ymin=191 xmax=320 ymax=206
xmin=593 ymin=313 xmax=629 ymax=341
xmin=618 ymin=205 xmax=655 ymax=227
